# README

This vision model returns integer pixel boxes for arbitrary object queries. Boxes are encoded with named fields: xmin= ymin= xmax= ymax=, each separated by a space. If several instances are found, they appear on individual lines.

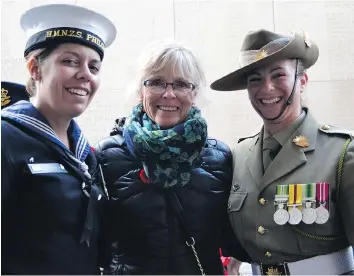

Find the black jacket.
xmin=1 ymin=118 xmax=103 ymax=275
xmin=95 ymin=119 xmax=249 ymax=275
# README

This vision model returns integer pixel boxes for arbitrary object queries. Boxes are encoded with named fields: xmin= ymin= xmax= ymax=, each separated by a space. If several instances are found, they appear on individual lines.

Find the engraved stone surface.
xmin=2 ymin=0 xmax=353 ymax=148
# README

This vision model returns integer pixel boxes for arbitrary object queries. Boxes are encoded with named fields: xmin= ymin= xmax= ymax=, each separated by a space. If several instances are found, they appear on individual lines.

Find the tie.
xmin=262 ymin=137 xmax=281 ymax=172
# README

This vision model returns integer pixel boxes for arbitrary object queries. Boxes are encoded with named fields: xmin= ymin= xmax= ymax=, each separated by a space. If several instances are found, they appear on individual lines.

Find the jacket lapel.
xmin=260 ymin=110 xmax=319 ymax=189
xmin=245 ymin=130 xmax=263 ymax=186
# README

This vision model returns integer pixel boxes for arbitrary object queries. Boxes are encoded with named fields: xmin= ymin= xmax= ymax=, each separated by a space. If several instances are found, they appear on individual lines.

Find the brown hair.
xmin=25 ymin=44 xmax=59 ymax=97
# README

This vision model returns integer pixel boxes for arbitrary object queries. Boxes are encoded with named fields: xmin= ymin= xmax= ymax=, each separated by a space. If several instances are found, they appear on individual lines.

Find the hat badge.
xmin=255 ymin=50 xmax=268 ymax=61
xmin=266 ymin=267 xmax=281 ymax=275
xmin=293 ymin=135 xmax=309 ymax=148
xmin=303 ymin=31 xmax=312 ymax=48
xmin=1 ymin=88 xmax=11 ymax=107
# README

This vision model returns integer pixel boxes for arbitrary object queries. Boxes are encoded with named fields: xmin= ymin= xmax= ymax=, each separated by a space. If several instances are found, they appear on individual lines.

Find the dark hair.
xmin=25 ymin=44 xmax=60 ymax=97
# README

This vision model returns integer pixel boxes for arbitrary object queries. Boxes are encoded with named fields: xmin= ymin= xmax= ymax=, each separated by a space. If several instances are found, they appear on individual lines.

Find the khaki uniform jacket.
xmin=228 ymin=109 xmax=354 ymax=264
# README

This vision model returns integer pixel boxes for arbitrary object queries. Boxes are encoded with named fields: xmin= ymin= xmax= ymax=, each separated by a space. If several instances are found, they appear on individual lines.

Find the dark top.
xmin=95 ymin=120 xmax=250 ymax=275
xmin=2 ymin=102 xmax=104 ymax=275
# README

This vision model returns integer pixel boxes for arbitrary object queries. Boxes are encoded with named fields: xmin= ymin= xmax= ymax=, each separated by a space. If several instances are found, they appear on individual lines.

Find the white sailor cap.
xmin=20 ymin=4 xmax=117 ymax=60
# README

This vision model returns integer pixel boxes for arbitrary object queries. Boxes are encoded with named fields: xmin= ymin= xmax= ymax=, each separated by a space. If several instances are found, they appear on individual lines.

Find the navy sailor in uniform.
xmin=211 ymin=29 xmax=354 ymax=275
xmin=1 ymin=4 xmax=116 ymax=275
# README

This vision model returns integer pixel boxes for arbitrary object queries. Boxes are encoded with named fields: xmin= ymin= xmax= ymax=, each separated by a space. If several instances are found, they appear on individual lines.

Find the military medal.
xmin=301 ymin=183 xmax=317 ymax=224
xmin=288 ymin=207 xmax=302 ymax=225
xmin=287 ymin=184 xmax=303 ymax=225
xmin=302 ymin=202 xmax=317 ymax=224
xmin=315 ymin=205 xmax=329 ymax=224
xmin=273 ymin=185 xmax=290 ymax=225
xmin=315 ymin=182 xmax=330 ymax=224
xmin=274 ymin=203 xmax=290 ymax=225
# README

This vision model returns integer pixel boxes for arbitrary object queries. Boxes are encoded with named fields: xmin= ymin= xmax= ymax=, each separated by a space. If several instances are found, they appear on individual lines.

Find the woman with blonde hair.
xmin=95 ymin=40 xmax=249 ymax=275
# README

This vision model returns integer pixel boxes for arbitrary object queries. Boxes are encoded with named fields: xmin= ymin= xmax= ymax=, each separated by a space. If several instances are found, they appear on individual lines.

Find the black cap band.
xmin=24 ymin=27 xmax=105 ymax=60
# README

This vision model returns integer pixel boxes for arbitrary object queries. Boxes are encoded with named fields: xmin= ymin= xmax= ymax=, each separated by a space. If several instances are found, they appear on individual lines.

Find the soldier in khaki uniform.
xmin=210 ymin=29 xmax=354 ymax=275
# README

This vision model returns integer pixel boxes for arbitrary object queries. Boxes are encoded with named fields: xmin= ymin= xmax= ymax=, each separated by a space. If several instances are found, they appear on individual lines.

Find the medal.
xmin=288 ymin=207 xmax=302 ymax=225
xmin=315 ymin=182 xmax=330 ymax=224
xmin=301 ymin=184 xmax=317 ymax=224
xmin=274 ymin=184 xmax=289 ymax=201
xmin=315 ymin=205 xmax=330 ymax=224
xmin=287 ymin=184 xmax=303 ymax=225
xmin=302 ymin=202 xmax=317 ymax=224
xmin=273 ymin=203 xmax=290 ymax=225
xmin=273 ymin=185 xmax=290 ymax=225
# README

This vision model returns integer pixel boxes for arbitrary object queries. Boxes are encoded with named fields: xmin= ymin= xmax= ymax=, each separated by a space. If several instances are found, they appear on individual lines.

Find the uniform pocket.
xmin=228 ymin=191 xmax=247 ymax=241
xmin=228 ymin=190 xmax=247 ymax=212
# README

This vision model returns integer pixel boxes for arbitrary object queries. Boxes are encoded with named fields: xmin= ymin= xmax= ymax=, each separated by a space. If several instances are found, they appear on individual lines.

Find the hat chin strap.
xmin=252 ymin=59 xmax=299 ymax=121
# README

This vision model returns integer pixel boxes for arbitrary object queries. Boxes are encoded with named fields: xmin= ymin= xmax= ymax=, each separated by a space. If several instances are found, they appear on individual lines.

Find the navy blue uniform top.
xmin=1 ymin=101 xmax=104 ymax=275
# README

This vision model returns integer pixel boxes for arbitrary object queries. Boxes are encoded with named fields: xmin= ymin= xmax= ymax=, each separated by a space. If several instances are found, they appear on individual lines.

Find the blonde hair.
xmin=127 ymin=40 xmax=206 ymax=104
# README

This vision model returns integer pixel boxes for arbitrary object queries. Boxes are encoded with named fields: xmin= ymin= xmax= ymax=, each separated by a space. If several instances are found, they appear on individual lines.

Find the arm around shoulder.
xmin=93 ymin=133 xmax=126 ymax=272
xmin=94 ymin=135 xmax=125 ymax=160
xmin=338 ymin=139 xmax=354 ymax=246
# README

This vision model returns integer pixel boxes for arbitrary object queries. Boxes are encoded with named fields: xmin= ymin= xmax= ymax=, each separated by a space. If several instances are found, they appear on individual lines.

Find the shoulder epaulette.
xmin=238 ymin=132 xmax=259 ymax=144
xmin=318 ymin=124 xmax=354 ymax=140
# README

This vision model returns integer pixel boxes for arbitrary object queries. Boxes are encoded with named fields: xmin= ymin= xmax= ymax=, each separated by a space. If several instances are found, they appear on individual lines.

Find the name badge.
xmin=27 ymin=163 xmax=68 ymax=174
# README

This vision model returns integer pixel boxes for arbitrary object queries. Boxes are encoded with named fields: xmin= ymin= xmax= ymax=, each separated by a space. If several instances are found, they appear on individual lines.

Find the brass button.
xmin=257 ymin=226 xmax=266 ymax=234
xmin=259 ymin=198 xmax=266 ymax=205
xmin=265 ymin=251 xmax=272 ymax=258
xmin=321 ymin=124 xmax=330 ymax=130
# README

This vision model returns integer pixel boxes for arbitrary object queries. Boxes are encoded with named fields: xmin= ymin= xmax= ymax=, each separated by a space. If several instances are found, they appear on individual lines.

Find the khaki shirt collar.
xmin=264 ymin=110 xmax=306 ymax=146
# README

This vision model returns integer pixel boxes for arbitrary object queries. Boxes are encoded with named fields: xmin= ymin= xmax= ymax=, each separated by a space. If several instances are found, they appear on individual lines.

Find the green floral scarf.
xmin=123 ymin=103 xmax=207 ymax=188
